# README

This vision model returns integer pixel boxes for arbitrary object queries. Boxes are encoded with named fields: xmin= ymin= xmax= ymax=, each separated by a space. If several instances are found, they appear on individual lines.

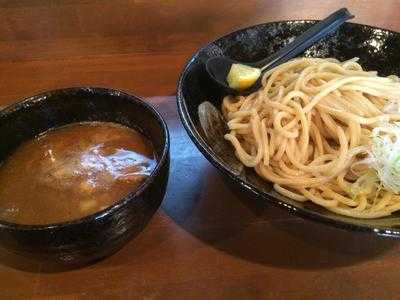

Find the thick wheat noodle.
xmin=222 ymin=57 xmax=400 ymax=218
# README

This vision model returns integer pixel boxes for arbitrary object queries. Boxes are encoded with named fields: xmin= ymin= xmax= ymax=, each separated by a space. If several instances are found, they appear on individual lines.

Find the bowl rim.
xmin=0 ymin=86 xmax=170 ymax=231
xmin=176 ymin=20 xmax=400 ymax=238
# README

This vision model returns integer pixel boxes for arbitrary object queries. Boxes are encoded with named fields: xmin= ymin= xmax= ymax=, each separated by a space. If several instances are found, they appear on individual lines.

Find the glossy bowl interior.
xmin=0 ymin=87 xmax=170 ymax=266
xmin=177 ymin=21 xmax=400 ymax=237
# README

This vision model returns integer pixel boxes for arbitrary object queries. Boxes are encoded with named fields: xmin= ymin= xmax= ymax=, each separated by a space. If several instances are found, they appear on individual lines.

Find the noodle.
xmin=222 ymin=57 xmax=400 ymax=219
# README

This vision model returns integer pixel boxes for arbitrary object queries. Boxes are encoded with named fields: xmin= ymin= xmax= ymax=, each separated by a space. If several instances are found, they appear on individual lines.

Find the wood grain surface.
xmin=1 ymin=1 xmax=400 ymax=299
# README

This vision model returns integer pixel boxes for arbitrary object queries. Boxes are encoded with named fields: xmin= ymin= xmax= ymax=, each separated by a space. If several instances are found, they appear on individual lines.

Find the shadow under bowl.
xmin=177 ymin=20 xmax=400 ymax=238
xmin=0 ymin=87 xmax=170 ymax=267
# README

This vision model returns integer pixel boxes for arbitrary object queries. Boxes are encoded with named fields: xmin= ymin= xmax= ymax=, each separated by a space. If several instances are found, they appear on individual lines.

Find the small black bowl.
xmin=0 ymin=87 xmax=169 ymax=266
xmin=177 ymin=21 xmax=400 ymax=238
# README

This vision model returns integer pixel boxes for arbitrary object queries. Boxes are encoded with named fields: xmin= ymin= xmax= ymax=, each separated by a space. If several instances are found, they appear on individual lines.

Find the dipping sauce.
xmin=0 ymin=122 xmax=156 ymax=225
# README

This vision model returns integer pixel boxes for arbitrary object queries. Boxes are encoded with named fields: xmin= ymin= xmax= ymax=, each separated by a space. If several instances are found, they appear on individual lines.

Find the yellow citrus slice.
xmin=226 ymin=63 xmax=261 ymax=91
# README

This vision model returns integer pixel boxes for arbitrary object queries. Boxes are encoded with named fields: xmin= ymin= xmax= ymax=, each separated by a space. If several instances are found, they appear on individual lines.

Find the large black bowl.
xmin=177 ymin=21 xmax=400 ymax=238
xmin=0 ymin=87 xmax=169 ymax=266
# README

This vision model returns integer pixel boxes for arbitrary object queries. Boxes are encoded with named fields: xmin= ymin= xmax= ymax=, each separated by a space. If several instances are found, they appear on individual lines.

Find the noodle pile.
xmin=222 ymin=57 xmax=400 ymax=218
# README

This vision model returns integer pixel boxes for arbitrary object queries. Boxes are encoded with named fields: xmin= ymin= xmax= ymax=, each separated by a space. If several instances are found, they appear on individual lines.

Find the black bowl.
xmin=177 ymin=21 xmax=400 ymax=238
xmin=0 ymin=87 xmax=169 ymax=266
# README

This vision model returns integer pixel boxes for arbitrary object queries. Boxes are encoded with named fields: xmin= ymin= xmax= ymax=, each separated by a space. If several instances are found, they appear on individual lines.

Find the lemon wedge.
xmin=226 ymin=63 xmax=261 ymax=91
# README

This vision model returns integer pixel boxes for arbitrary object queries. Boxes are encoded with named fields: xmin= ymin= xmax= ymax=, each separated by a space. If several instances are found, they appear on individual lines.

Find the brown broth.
xmin=0 ymin=122 xmax=156 ymax=225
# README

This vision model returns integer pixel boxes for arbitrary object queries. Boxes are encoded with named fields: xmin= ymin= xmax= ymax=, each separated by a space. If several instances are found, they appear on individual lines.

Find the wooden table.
xmin=1 ymin=1 xmax=400 ymax=299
